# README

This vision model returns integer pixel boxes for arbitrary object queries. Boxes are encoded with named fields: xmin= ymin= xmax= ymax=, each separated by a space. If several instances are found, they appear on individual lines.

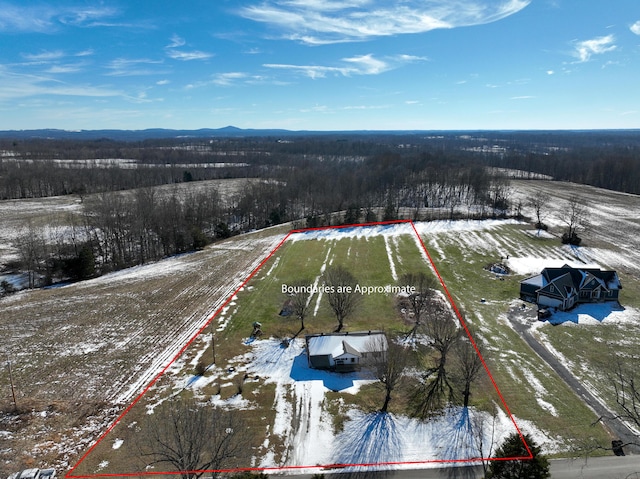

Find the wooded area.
xmin=2 ymin=130 xmax=639 ymax=286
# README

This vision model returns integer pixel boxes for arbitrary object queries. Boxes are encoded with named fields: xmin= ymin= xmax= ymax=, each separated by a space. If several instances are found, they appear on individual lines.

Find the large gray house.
xmin=520 ymin=264 xmax=621 ymax=311
xmin=305 ymin=331 xmax=387 ymax=372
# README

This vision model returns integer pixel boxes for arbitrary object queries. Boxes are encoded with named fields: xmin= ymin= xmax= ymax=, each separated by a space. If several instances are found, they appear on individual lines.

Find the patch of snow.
xmin=506 ymin=257 xmax=600 ymax=276
xmin=264 ymin=257 xmax=280 ymax=277
xmin=80 ymin=256 xmax=191 ymax=287
xmin=524 ymin=229 xmax=555 ymax=239
xmin=384 ymin=235 xmax=398 ymax=281
xmin=244 ymin=338 xmax=549 ymax=471
xmin=520 ymin=368 xmax=558 ymax=417
xmin=112 ymin=439 xmax=123 ymax=449
xmin=289 ymin=220 xmax=522 ymax=244
xmin=547 ymin=303 xmax=637 ymax=326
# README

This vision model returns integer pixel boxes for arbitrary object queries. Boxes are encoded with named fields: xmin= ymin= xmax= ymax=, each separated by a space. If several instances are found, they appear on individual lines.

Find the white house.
xmin=305 ymin=331 xmax=387 ymax=372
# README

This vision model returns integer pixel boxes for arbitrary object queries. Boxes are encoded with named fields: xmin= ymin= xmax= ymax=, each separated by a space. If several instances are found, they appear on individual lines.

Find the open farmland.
xmin=1 ymin=178 xmax=640 ymax=477
xmin=0 ymin=226 xmax=288 ymax=477
xmin=68 ymin=221 xmax=531 ymax=476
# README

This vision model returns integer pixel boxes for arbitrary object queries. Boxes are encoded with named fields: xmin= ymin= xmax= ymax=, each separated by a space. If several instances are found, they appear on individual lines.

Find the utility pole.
xmin=7 ymin=358 xmax=17 ymax=411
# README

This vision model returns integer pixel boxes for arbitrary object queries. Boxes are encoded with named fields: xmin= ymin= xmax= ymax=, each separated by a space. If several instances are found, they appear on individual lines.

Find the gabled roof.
xmin=541 ymin=264 xmax=583 ymax=286
xmin=540 ymin=272 xmax=576 ymax=299
xmin=332 ymin=340 xmax=363 ymax=359
xmin=522 ymin=264 xmax=620 ymax=296
xmin=306 ymin=331 xmax=387 ymax=357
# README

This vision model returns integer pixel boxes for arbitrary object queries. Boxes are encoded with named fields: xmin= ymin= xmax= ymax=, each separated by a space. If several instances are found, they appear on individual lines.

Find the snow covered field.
xmin=237 ymin=338 xmax=555 ymax=473
xmin=0 ymin=230 xmax=287 ymax=476
xmin=3 ymin=178 xmax=640 ymax=477
xmin=79 ymin=219 xmax=568 ymax=476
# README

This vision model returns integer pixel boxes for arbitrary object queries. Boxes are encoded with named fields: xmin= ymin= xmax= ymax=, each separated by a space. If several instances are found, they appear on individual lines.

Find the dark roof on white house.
xmin=522 ymin=264 xmax=621 ymax=295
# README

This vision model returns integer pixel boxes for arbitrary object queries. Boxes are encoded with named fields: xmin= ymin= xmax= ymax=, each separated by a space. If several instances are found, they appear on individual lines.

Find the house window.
xmin=351 ymin=358 xmax=355 ymax=363
xmin=550 ymin=285 xmax=555 ymax=293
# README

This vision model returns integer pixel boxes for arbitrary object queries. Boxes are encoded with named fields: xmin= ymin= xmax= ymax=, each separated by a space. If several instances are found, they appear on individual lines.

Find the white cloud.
xmin=106 ymin=58 xmax=165 ymax=76
xmin=343 ymin=54 xmax=392 ymax=75
xmin=265 ymin=53 xmax=425 ymax=79
xmin=631 ymin=21 xmax=640 ymax=36
xmin=45 ymin=63 xmax=85 ymax=74
xmin=76 ymin=49 xmax=94 ymax=57
xmin=573 ymin=34 xmax=616 ymax=62
xmin=264 ymin=63 xmax=346 ymax=79
xmin=58 ymin=6 xmax=120 ymax=27
xmin=165 ymin=35 xmax=212 ymax=61
xmin=185 ymin=72 xmax=270 ymax=89
xmin=0 ymin=3 xmax=119 ymax=32
xmin=166 ymin=50 xmax=213 ymax=61
xmin=167 ymin=34 xmax=186 ymax=48
xmin=240 ymin=0 xmax=531 ymax=44
xmin=0 ymin=68 xmax=124 ymax=101
xmin=22 ymin=50 xmax=66 ymax=62
xmin=212 ymin=72 xmax=248 ymax=86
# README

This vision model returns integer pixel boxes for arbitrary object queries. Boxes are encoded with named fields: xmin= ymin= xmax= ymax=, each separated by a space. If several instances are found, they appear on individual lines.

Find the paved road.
xmin=277 ymin=455 xmax=639 ymax=478
xmin=507 ymin=305 xmax=640 ymax=455
xmin=549 ymin=455 xmax=640 ymax=478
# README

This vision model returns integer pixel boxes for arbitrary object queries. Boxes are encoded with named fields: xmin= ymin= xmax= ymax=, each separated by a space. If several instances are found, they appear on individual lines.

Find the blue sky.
xmin=1 ymin=0 xmax=639 ymax=131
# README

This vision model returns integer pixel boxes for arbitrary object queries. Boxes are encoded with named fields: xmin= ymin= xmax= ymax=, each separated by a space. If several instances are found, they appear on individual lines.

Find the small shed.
xmin=305 ymin=331 xmax=387 ymax=372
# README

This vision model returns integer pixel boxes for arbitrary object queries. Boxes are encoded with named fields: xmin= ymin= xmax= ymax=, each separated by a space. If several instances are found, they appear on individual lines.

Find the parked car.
xmin=537 ymin=308 xmax=551 ymax=321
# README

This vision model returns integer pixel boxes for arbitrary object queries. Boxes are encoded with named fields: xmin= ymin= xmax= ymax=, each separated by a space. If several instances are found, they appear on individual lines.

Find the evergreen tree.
xmin=485 ymin=433 xmax=550 ymax=479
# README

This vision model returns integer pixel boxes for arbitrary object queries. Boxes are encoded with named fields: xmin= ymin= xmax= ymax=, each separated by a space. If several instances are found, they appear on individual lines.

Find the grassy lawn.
xmin=215 ymin=222 xmax=621 ymax=455
xmin=418 ymin=223 xmax=618 ymax=455
xmin=75 ymin=220 xmax=635 ymax=473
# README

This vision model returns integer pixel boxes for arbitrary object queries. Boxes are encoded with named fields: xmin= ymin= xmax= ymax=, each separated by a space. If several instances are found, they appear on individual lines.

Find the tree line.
xmin=10 ymin=130 xmax=636 ymax=285
xmin=488 ymin=146 xmax=640 ymax=195
xmin=9 ymin=186 xmax=232 ymax=285
xmin=7 ymin=143 xmax=523 ymax=286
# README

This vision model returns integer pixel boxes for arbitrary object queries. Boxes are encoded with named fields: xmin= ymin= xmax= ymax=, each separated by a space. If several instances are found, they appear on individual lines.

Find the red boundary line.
xmin=67 ymin=220 xmax=532 ymax=478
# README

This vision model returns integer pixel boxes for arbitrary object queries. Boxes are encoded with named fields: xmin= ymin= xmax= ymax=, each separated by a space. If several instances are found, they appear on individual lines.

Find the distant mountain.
xmin=0 ymin=126 xmax=441 ymax=141
xmin=0 ymin=127 xmax=291 ymax=141
xmin=1 ymin=127 xmax=639 ymax=142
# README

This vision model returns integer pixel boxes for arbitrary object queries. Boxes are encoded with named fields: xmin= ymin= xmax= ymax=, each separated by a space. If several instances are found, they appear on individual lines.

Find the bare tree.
xmin=610 ymin=359 xmax=640 ymax=432
xmin=367 ymin=335 xmax=411 ymax=413
xmin=598 ymin=357 xmax=640 ymax=453
xmin=488 ymin=177 xmax=512 ymax=218
xmin=285 ymin=278 xmax=312 ymax=333
xmin=559 ymin=195 xmax=589 ymax=246
xmin=452 ymin=335 xmax=485 ymax=408
xmin=13 ymin=222 xmax=47 ymax=288
xmin=323 ymin=265 xmax=361 ymax=332
xmin=470 ymin=406 xmax=500 ymax=477
xmin=398 ymin=271 xmax=437 ymax=338
xmin=527 ymin=191 xmax=551 ymax=230
xmin=411 ymin=311 xmax=462 ymax=418
xmin=137 ymin=397 xmax=251 ymax=479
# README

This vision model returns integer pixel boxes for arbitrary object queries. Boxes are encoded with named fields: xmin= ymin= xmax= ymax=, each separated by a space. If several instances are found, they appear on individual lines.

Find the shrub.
xmin=194 ymin=360 xmax=206 ymax=376
xmin=485 ymin=433 xmax=550 ymax=479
